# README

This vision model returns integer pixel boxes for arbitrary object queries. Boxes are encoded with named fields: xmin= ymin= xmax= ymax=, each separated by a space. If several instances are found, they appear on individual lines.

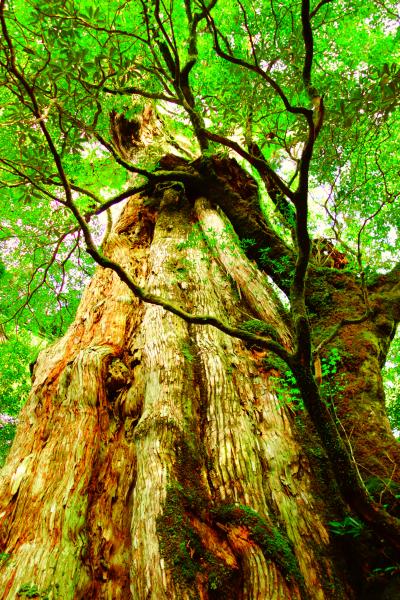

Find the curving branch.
xmin=85 ymin=229 xmax=292 ymax=364
xmin=202 ymin=0 xmax=312 ymax=120
xmin=201 ymin=129 xmax=295 ymax=201
xmin=301 ymin=0 xmax=314 ymax=90
xmin=85 ymin=80 xmax=182 ymax=105
xmin=0 ymin=228 xmax=78 ymax=328
xmin=0 ymin=159 xmax=64 ymax=203
xmin=310 ymin=0 xmax=333 ymax=19
xmin=297 ymin=0 xmax=324 ymax=195
xmin=313 ymin=311 xmax=372 ymax=356
xmin=28 ymin=6 xmax=148 ymax=44
xmin=247 ymin=142 xmax=296 ymax=228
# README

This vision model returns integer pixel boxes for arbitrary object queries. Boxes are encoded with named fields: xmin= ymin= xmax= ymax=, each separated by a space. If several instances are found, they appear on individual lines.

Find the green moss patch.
xmin=157 ymin=483 xmax=238 ymax=597
xmin=211 ymin=504 xmax=301 ymax=582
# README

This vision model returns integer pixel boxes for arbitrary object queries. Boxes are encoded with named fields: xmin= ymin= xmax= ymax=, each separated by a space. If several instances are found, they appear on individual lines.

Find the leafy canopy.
xmin=0 ymin=0 xmax=399 ymax=413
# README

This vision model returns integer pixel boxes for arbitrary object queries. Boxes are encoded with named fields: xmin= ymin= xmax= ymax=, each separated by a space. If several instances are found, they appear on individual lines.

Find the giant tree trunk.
xmin=0 ymin=161 xmax=398 ymax=599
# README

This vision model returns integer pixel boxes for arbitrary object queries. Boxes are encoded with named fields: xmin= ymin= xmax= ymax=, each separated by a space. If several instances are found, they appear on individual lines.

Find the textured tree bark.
xmin=307 ymin=270 xmax=400 ymax=485
xmin=0 ymin=165 xmax=398 ymax=599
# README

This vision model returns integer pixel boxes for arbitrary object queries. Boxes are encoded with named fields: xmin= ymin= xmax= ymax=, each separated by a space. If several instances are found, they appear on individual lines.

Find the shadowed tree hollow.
xmin=0 ymin=0 xmax=399 ymax=598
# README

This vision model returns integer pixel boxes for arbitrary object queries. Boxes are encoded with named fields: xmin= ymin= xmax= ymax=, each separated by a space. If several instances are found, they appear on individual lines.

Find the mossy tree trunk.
xmin=0 ymin=160 xmax=399 ymax=599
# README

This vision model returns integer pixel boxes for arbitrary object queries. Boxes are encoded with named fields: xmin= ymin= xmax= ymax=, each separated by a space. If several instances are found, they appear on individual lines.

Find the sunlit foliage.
xmin=0 ymin=0 xmax=399 ymax=437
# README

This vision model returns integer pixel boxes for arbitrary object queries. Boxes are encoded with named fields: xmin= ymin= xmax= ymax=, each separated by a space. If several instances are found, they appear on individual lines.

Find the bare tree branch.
xmin=201 ymin=129 xmax=295 ymax=200
xmin=310 ymin=0 xmax=333 ymax=19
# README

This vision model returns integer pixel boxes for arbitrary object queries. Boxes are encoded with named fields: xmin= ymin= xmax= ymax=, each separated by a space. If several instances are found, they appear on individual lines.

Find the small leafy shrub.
xmin=272 ymin=369 xmax=304 ymax=412
xmin=319 ymin=347 xmax=344 ymax=411
xmin=328 ymin=516 xmax=364 ymax=538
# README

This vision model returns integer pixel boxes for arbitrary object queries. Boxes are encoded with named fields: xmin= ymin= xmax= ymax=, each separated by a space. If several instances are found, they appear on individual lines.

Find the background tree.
xmin=0 ymin=0 xmax=399 ymax=598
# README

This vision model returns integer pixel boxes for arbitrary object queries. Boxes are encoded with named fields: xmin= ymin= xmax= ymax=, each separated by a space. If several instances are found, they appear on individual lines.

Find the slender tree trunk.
xmin=0 ymin=162 xmax=398 ymax=599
